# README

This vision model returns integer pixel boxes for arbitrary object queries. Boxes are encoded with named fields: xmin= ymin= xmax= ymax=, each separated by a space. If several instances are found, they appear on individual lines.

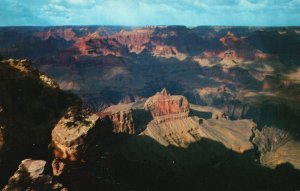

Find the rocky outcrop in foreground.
xmin=0 ymin=59 xmax=80 ymax=187
xmin=3 ymin=159 xmax=67 ymax=191
xmin=51 ymin=109 xmax=101 ymax=176
xmin=0 ymin=59 xmax=79 ymax=157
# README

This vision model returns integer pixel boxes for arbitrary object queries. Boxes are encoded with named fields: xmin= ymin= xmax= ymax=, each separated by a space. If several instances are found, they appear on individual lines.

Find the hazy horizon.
xmin=1 ymin=25 xmax=300 ymax=28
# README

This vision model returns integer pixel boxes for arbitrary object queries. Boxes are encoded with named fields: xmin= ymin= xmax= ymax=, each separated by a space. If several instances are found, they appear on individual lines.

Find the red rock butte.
xmin=144 ymin=88 xmax=189 ymax=123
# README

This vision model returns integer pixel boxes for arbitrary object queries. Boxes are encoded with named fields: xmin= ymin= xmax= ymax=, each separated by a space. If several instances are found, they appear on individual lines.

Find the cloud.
xmin=66 ymin=0 xmax=93 ymax=4
xmin=0 ymin=0 xmax=299 ymax=26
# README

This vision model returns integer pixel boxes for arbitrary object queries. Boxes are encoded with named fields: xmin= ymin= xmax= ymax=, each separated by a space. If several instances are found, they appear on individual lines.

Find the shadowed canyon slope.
xmin=0 ymin=59 xmax=81 ymax=187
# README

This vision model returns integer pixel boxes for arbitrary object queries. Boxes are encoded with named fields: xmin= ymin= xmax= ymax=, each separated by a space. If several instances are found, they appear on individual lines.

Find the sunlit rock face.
xmin=144 ymin=88 xmax=189 ymax=123
xmin=130 ymin=90 xmax=253 ymax=151
xmin=3 ymin=159 xmax=67 ymax=191
xmin=253 ymin=127 xmax=300 ymax=170
xmin=260 ymin=141 xmax=300 ymax=170
xmin=140 ymin=116 xmax=255 ymax=153
xmin=2 ymin=59 xmax=59 ymax=88
xmin=51 ymin=109 xmax=101 ymax=176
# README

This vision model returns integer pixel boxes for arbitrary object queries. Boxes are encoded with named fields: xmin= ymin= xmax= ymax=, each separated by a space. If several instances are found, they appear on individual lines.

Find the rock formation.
xmin=111 ymin=28 xmax=154 ymax=54
xmin=140 ymin=116 xmax=255 ymax=153
xmin=121 ymin=88 xmax=256 ymax=173
xmin=144 ymin=88 xmax=189 ymax=123
xmin=3 ymin=159 xmax=67 ymax=191
xmin=141 ymin=90 xmax=254 ymax=153
xmin=252 ymin=127 xmax=300 ymax=169
xmin=219 ymin=31 xmax=242 ymax=48
xmin=259 ymin=140 xmax=300 ymax=170
xmin=101 ymin=103 xmax=135 ymax=134
xmin=51 ymin=108 xmax=101 ymax=176
xmin=220 ymin=49 xmax=238 ymax=67
xmin=152 ymin=45 xmax=187 ymax=60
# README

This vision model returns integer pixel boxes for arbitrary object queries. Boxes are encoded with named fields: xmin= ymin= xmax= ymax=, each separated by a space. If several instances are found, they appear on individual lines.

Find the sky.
xmin=0 ymin=0 xmax=300 ymax=26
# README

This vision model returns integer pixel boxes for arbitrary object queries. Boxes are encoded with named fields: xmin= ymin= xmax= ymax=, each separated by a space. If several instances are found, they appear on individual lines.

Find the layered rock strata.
xmin=144 ymin=88 xmax=189 ymax=123
xmin=121 ymin=88 xmax=256 ymax=172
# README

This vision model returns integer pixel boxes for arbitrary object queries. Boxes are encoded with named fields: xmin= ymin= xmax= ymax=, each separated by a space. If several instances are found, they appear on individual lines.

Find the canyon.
xmin=0 ymin=26 xmax=300 ymax=190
